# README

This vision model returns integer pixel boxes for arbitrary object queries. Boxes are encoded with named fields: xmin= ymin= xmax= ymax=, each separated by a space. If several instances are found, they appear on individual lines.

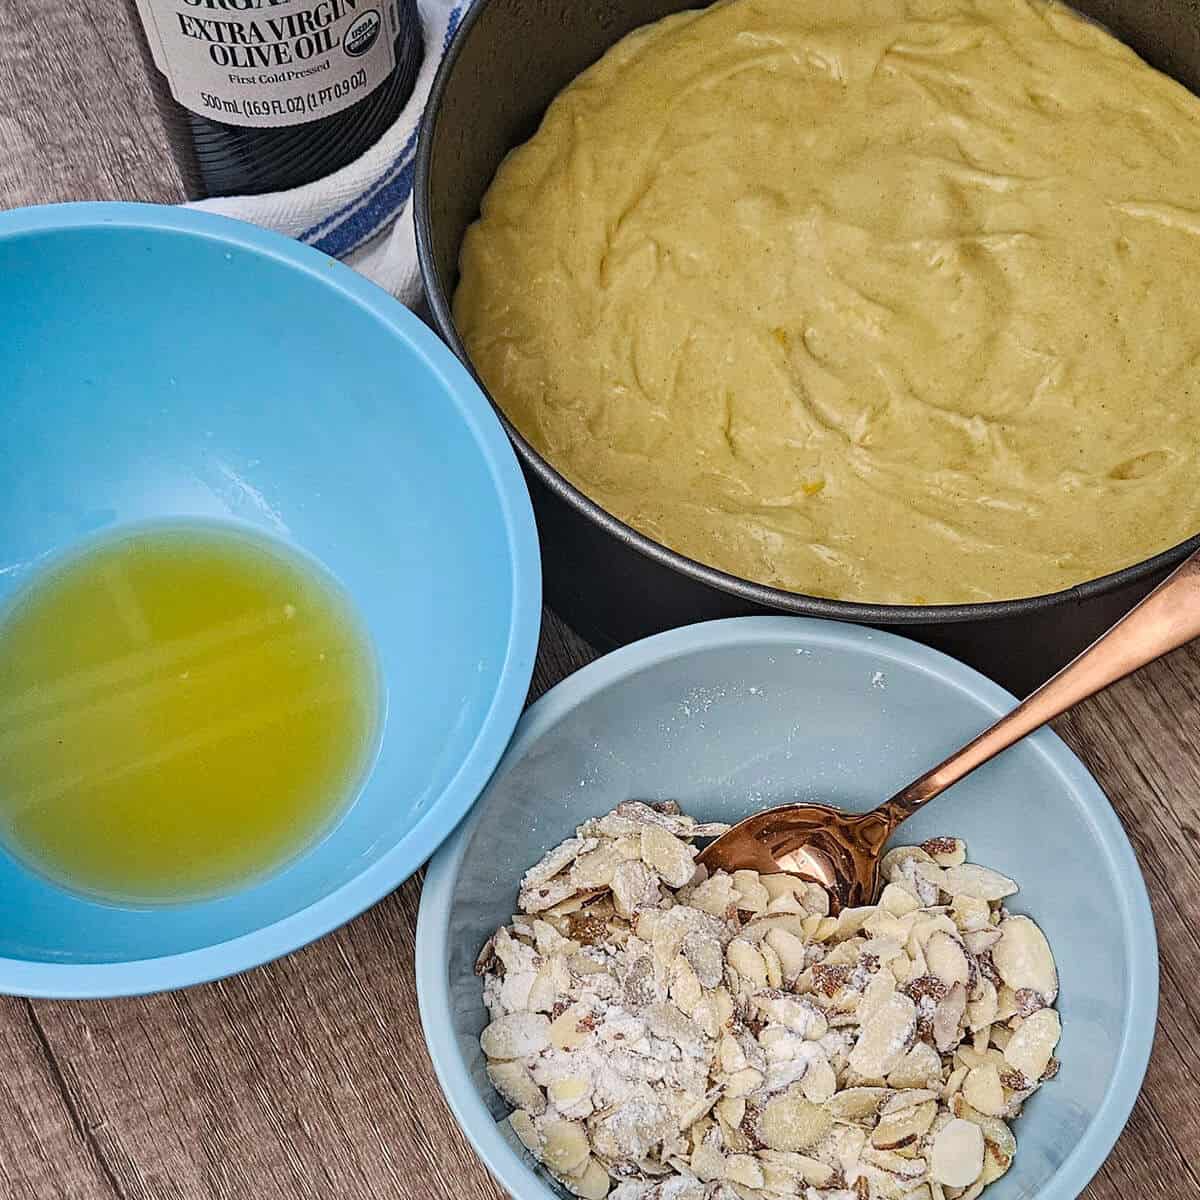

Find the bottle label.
xmin=131 ymin=0 xmax=400 ymax=128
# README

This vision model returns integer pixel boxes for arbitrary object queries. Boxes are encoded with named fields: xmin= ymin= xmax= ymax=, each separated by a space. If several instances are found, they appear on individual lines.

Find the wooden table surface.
xmin=2 ymin=3 xmax=1198 ymax=1197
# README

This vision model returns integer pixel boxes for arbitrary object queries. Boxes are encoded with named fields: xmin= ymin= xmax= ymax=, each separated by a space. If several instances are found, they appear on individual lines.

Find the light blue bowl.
xmin=0 ymin=202 xmax=541 ymax=997
xmin=418 ymin=617 xmax=1157 ymax=1200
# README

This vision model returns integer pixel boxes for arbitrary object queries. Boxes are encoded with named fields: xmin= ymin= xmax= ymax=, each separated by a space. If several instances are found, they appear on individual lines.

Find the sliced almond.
xmin=611 ymin=859 xmax=656 ymax=919
xmin=744 ymin=912 xmax=812 ymax=943
xmin=761 ymin=873 xmax=806 ymax=901
xmin=716 ymin=1095 xmax=746 ymax=1131
xmin=962 ymin=1064 xmax=1006 ymax=1117
xmin=913 ymin=859 xmax=951 ymax=896
xmin=981 ymin=1122 xmax=1017 ymax=1184
xmin=670 ymin=955 xmax=703 ymax=1016
xmin=487 ymin=1061 xmax=547 ymax=1115
xmin=548 ymin=1076 xmax=594 ymax=1117
xmin=724 ymin=1067 xmax=766 ymax=1097
xmin=732 ymin=870 xmax=771 ymax=915
xmin=889 ymin=954 xmax=915 ymax=987
xmin=807 ymin=914 xmax=838 ymax=943
xmin=691 ymin=1141 xmax=725 ymax=1183
xmin=759 ymin=1089 xmax=832 ymax=1151
xmin=1003 ymin=1007 xmax=1061 ymax=1081
xmin=832 ymin=905 xmax=877 ymax=941
xmin=548 ymin=1003 xmax=593 ymax=1052
xmin=481 ymin=1012 xmax=551 ymax=1060
xmin=799 ymin=882 xmax=832 ymax=917
xmin=951 ymin=893 xmax=992 ymax=934
xmin=864 ymin=909 xmax=909 ymax=944
xmin=565 ymin=1158 xmax=610 ymax=1199
xmin=679 ymin=1094 xmax=719 ymax=1133
xmin=922 ymin=837 xmax=967 ymax=867
xmin=870 ymin=1099 xmax=938 ymax=1150
xmin=932 ymin=982 xmax=968 ymax=1053
xmin=569 ymin=843 xmax=624 ymax=889
xmin=925 ymin=931 xmax=970 ymax=989
xmin=759 ymin=1151 xmax=835 ymax=1189
xmin=1014 ymin=987 xmax=1049 ymax=1017
xmin=755 ymin=992 xmax=828 ymax=1038
xmin=640 ymin=825 xmax=696 ymax=888
xmin=880 ymin=1088 xmax=939 ymax=1114
xmin=528 ymin=955 xmax=568 ymax=1012
xmin=540 ymin=1119 xmax=590 ymax=1175
xmin=881 ymin=846 xmax=936 ymax=878
xmin=499 ymin=969 xmax=537 ymax=1013
xmin=724 ymin=1154 xmax=765 ymax=1189
xmin=991 ymin=983 xmax=1017 ymax=1023
xmin=825 ymin=937 xmax=867 ymax=968
xmin=521 ymin=877 xmax=591 ymax=916
xmin=861 ymin=1146 xmax=928 ymax=1179
xmin=992 ymin=916 xmax=1058 ymax=1004
xmin=826 ymin=1086 xmax=892 ymax=1122
xmin=942 ymin=864 xmax=1018 ymax=902
xmin=963 ymin=927 xmax=1003 ymax=956
xmin=856 ymin=965 xmax=897 ymax=1027
xmin=799 ymin=1051 xmax=838 ymax=1103
xmin=965 ymin=979 xmax=998 ymax=1032
xmin=930 ymin=1118 xmax=984 ymax=1187
xmin=887 ymin=1041 xmax=943 ymax=1089
xmin=719 ymin=1033 xmax=749 ymax=1074
xmin=850 ymin=992 xmax=917 ymax=1078
xmin=509 ymin=1109 xmax=541 ymax=1154
xmin=759 ymin=1025 xmax=798 ymax=1059
xmin=692 ymin=993 xmax=721 ymax=1040
xmin=521 ymin=838 xmax=594 ymax=891
xmin=485 ymin=807 xmax=1059 ymax=1200
xmin=761 ymin=940 xmax=784 ymax=988
xmin=863 ymin=936 xmax=906 ymax=969
xmin=728 ymin=939 xmax=769 ymax=990
xmin=688 ymin=872 xmax=738 ymax=918
xmin=941 ymin=1065 xmax=968 ymax=1101
xmin=644 ymin=1001 xmax=705 ymax=1056
xmin=879 ymin=883 xmax=921 ymax=917
xmin=682 ymin=933 xmax=726 ymax=990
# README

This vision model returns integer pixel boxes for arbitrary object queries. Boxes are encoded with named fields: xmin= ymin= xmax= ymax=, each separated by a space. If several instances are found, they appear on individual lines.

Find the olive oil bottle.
xmin=123 ymin=0 xmax=424 ymax=198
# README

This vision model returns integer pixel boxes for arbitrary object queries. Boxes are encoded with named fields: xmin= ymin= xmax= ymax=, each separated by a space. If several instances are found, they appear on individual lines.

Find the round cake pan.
xmin=415 ymin=0 xmax=1200 ymax=695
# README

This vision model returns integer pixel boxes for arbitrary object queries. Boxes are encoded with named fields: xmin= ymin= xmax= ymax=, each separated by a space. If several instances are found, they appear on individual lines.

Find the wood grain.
xmin=0 ymin=3 xmax=1197 ymax=1198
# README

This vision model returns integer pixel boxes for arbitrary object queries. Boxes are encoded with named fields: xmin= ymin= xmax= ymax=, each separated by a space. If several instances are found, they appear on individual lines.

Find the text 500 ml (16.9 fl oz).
xmin=123 ymin=0 xmax=424 ymax=197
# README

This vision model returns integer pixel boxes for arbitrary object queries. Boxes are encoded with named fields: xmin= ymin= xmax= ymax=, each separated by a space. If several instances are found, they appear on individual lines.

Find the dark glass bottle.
xmin=124 ymin=0 xmax=424 ymax=199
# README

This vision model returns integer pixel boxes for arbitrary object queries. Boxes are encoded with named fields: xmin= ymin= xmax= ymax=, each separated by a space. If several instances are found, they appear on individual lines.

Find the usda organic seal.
xmin=343 ymin=9 xmax=383 ymax=57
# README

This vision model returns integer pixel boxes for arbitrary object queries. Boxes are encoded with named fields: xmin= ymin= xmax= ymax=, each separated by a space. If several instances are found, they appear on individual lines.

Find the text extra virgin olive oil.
xmin=123 ymin=0 xmax=424 ymax=198
xmin=0 ymin=524 xmax=380 ymax=906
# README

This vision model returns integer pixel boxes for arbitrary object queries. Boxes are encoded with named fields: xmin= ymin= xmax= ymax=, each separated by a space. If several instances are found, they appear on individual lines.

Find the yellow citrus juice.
xmin=0 ymin=523 xmax=378 ymax=905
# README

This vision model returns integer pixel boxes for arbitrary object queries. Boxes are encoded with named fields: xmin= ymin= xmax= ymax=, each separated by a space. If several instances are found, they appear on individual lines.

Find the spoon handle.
xmin=876 ymin=546 xmax=1200 ymax=828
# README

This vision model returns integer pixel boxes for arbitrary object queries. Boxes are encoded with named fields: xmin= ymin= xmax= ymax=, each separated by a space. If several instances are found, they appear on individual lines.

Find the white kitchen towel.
xmin=186 ymin=0 xmax=466 ymax=306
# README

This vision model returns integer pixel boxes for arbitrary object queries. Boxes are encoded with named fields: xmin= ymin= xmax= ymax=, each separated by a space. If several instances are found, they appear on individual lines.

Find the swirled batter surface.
xmin=455 ymin=0 xmax=1200 ymax=603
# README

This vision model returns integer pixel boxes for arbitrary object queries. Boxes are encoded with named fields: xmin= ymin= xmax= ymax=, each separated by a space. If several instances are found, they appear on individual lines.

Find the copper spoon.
xmin=696 ymin=547 xmax=1200 ymax=911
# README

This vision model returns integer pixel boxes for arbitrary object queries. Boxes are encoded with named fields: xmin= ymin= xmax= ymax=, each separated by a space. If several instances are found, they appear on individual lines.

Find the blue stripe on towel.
xmin=302 ymin=5 xmax=465 ymax=253
xmin=313 ymin=143 xmax=420 ymax=257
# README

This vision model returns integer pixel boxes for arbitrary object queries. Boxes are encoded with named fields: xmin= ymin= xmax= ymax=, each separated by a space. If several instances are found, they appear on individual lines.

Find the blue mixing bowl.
xmin=0 ymin=202 xmax=541 ymax=997
xmin=417 ymin=617 xmax=1157 ymax=1200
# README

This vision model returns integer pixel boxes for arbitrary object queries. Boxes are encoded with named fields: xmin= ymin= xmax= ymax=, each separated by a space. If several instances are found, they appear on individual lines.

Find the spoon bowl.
xmin=696 ymin=802 xmax=892 ymax=910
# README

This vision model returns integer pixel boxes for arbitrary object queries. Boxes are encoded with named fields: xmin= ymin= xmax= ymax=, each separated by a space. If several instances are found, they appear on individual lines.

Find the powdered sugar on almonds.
xmin=476 ymin=801 xmax=1061 ymax=1200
